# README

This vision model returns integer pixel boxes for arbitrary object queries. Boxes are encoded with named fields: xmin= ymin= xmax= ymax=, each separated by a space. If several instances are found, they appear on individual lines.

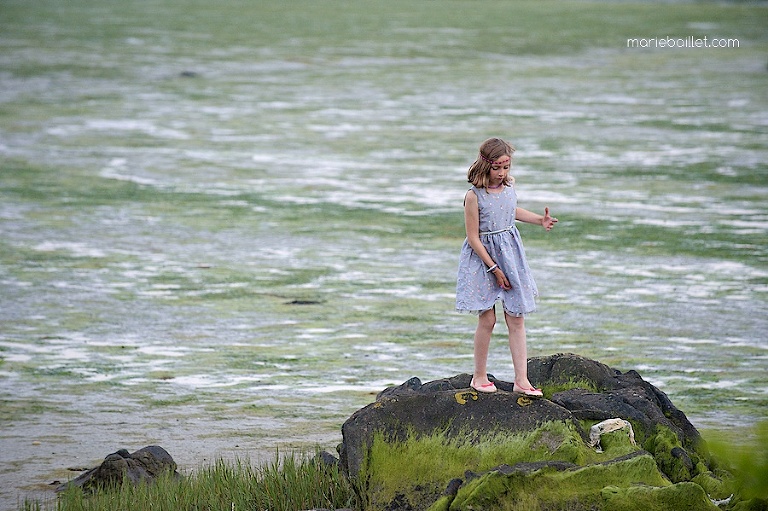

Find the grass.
xmin=24 ymin=450 xmax=358 ymax=511
xmin=541 ymin=378 xmax=600 ymax=399
xmin=705 ymin=421 xmax=768 ymax=502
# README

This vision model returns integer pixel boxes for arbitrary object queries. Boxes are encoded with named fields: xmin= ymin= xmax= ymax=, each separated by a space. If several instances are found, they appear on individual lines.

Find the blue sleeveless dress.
xmin=456 ymin=185 xmax=538 ymax=316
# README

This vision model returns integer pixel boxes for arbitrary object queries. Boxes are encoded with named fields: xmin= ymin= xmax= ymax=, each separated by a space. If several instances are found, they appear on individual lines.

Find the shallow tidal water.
xmin=1 ymin=0 xmax=767 ymax=507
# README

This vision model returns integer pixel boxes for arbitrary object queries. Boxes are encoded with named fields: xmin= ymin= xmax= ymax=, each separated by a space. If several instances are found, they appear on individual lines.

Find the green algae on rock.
xmin=439 ymin=453 xmax=701 ymax=511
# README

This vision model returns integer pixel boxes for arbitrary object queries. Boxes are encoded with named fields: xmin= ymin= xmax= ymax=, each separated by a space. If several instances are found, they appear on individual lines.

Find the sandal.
xmin=513 ymin=385 xmax=543 ymax=397
xmin=471 ymin=378 xmax=497 ymax=393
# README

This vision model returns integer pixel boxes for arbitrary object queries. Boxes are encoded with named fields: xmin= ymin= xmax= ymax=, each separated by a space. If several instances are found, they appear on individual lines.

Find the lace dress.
xmin=456 ymin=185 xmax=538 ymax=316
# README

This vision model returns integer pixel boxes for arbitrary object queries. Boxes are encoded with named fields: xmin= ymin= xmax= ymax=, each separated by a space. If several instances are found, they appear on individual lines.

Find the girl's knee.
xmin=479 ymin=316 xmax=496 ymax=330
xmin=478 ymin=308 xmax=496 ymax=329
xmin=504 ymin=313 xmax=525 ymax=327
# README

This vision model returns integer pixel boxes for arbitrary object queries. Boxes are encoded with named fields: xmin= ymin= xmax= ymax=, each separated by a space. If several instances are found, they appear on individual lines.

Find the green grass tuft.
xmin=541 ymin=378 xmax=600 ymax=399
xmin=705 ymin=421 xmax=768 ymax=502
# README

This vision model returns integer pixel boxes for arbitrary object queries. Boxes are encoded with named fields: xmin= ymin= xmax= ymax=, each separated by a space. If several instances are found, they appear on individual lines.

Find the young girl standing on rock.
xmin=456 ymin=138 xmax=557 ymax=396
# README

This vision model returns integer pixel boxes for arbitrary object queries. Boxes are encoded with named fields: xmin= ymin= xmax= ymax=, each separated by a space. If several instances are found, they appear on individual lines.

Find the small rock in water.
xmin=56 ymin=446 xmax=180 ymax=493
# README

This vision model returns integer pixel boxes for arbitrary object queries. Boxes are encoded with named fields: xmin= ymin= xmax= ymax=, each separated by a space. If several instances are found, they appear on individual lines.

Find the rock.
xmin=56 ymin=445 xmax=180 ymax=493
xmin=536 ymin=355 xmax=701 ymax=449
xmin=601 ymin=481 xmax=719 ymax=511
xmin=441 ymin=453 xmax=697 ymax=511
xmin=527 ymin=352 xmax=619 ymax=390
xmin=338 ymin=353 xmax=729 ymax=511
xmin=315 ymin=450 xmax=341 ymax=469
xmin=341 ymin=372 xmax=577 ymax=479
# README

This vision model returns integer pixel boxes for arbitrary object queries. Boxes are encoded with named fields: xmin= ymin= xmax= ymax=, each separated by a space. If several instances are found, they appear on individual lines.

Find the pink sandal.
xmin=513 ymin=385 xmax=543 ymax=397
xmin=470 ymin=378 xmax=497 ymax=393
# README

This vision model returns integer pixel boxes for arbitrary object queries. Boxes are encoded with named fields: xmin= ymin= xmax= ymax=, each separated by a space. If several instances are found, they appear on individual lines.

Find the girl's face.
xmin=489 ymin=155 xmax=511 ymax=183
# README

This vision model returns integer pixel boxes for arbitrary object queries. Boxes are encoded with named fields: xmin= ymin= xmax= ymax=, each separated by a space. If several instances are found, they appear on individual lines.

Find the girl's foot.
xmin=471 ymin=378 xmax=497 ymax=393
xmin=513 ymin=383 xmax=543 ymax=397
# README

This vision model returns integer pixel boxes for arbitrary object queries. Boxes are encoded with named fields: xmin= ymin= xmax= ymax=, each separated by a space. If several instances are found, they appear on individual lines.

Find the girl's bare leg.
xmin=473 ymin=307 xmax=496 ymax=385
xmin=504 ymin=313 xmax=535 ymax=389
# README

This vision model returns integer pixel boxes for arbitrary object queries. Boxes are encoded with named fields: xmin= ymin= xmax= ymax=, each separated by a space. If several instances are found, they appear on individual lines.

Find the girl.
xmin=456 ymin=138 xmax=557 ymax=396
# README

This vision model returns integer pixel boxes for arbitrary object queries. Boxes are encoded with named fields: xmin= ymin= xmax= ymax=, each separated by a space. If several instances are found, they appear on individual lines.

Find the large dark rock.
xmin=338 ymin=353 xmax=725 ymax=511
xmin=341 ymin=373 xmax=577 ymax=479
xmin=530 ymin=353 xmax=701 ymax=447
xmin=340 ymin=353 xmax=703 ymax=481
xmin=56 ymin=445 xmax=180 ymax=493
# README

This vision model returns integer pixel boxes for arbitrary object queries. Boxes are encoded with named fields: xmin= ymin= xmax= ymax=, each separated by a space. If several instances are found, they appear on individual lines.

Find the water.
xmin=1 ymin=0 xmax=767 ymax=507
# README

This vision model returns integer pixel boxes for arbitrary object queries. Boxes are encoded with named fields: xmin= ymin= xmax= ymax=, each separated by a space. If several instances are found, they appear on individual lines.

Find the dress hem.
xmin=456 ymin=306 xmax=536 ymax=318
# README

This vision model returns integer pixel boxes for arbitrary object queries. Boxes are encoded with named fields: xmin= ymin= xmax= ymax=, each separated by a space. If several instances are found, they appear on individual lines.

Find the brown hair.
xmin=467 ymin=138 xmax=516 ymax=189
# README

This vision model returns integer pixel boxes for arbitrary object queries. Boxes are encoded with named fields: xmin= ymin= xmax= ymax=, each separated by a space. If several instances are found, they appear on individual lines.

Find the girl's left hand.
xmin=492 ymin=268 xmax=512 ymax=290
xmin=542 ymin=207 xmax=558 ymax=231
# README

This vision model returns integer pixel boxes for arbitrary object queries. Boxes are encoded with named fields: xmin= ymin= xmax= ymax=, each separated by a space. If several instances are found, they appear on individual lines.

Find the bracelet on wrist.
xmin=486 ymin=264 xmax=498 ymax=273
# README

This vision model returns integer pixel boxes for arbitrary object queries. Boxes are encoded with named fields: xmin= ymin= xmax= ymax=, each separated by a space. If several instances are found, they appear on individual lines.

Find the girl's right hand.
xmin=493 ymin=268 xmax=512 ymax=290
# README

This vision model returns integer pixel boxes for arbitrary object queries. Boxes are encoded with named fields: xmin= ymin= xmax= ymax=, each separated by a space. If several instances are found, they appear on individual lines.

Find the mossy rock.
xmin=535 ymin=354 xmax=703 ymax=450
xmin=365 ymin=422 xmax=643 ymax=510
xmin=341 ymin=375 xmax=579 ymax=479
xmin=342 ymin=355 xmax=736 ymax=510
xmin=732 ymin=498 xmax=768 ymax=511
xmin=601 ymin=481 xmax=719 ymax=511
xmin=691 ymin=470 xmax=736 ymax=502
xmin=445 ymin=453 xmax=682 ymax=511
xmin=643 ymin=424 xmax=711 ymax=483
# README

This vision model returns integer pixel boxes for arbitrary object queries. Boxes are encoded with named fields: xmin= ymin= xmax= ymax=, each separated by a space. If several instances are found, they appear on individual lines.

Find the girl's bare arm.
xmin=515 ymin=207 xmax=558 ymax=231
xmin=464 ymin=191 xmax=511 ymax=289
xmin=464 ymin=190 xmax=495 ymax=267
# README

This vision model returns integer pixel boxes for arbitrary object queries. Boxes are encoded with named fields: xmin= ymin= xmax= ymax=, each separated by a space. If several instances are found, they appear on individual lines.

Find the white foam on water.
xmin=32 ymin=241 xmax=107 ymax=258
xmin=301 ymin=380 xmax=399 ymax=394
xmin=136 ymin=346 xmax=190 ymax=358
xmin=172 ymin=374 xmax=268 ymax=388
xmin=45 ymin=119 xmax=188 ymax=140
xmin=2 ymin=352 xmax=33 ymax=362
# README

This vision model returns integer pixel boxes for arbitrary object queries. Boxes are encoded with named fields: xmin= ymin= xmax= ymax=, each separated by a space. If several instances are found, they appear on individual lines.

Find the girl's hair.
xmin=467 ymin=138 xmax=516 ymax=188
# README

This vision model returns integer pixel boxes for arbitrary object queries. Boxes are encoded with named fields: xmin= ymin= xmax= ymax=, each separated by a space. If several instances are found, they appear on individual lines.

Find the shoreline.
xmin=1 ymin=418 xmax=342 ymax=511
